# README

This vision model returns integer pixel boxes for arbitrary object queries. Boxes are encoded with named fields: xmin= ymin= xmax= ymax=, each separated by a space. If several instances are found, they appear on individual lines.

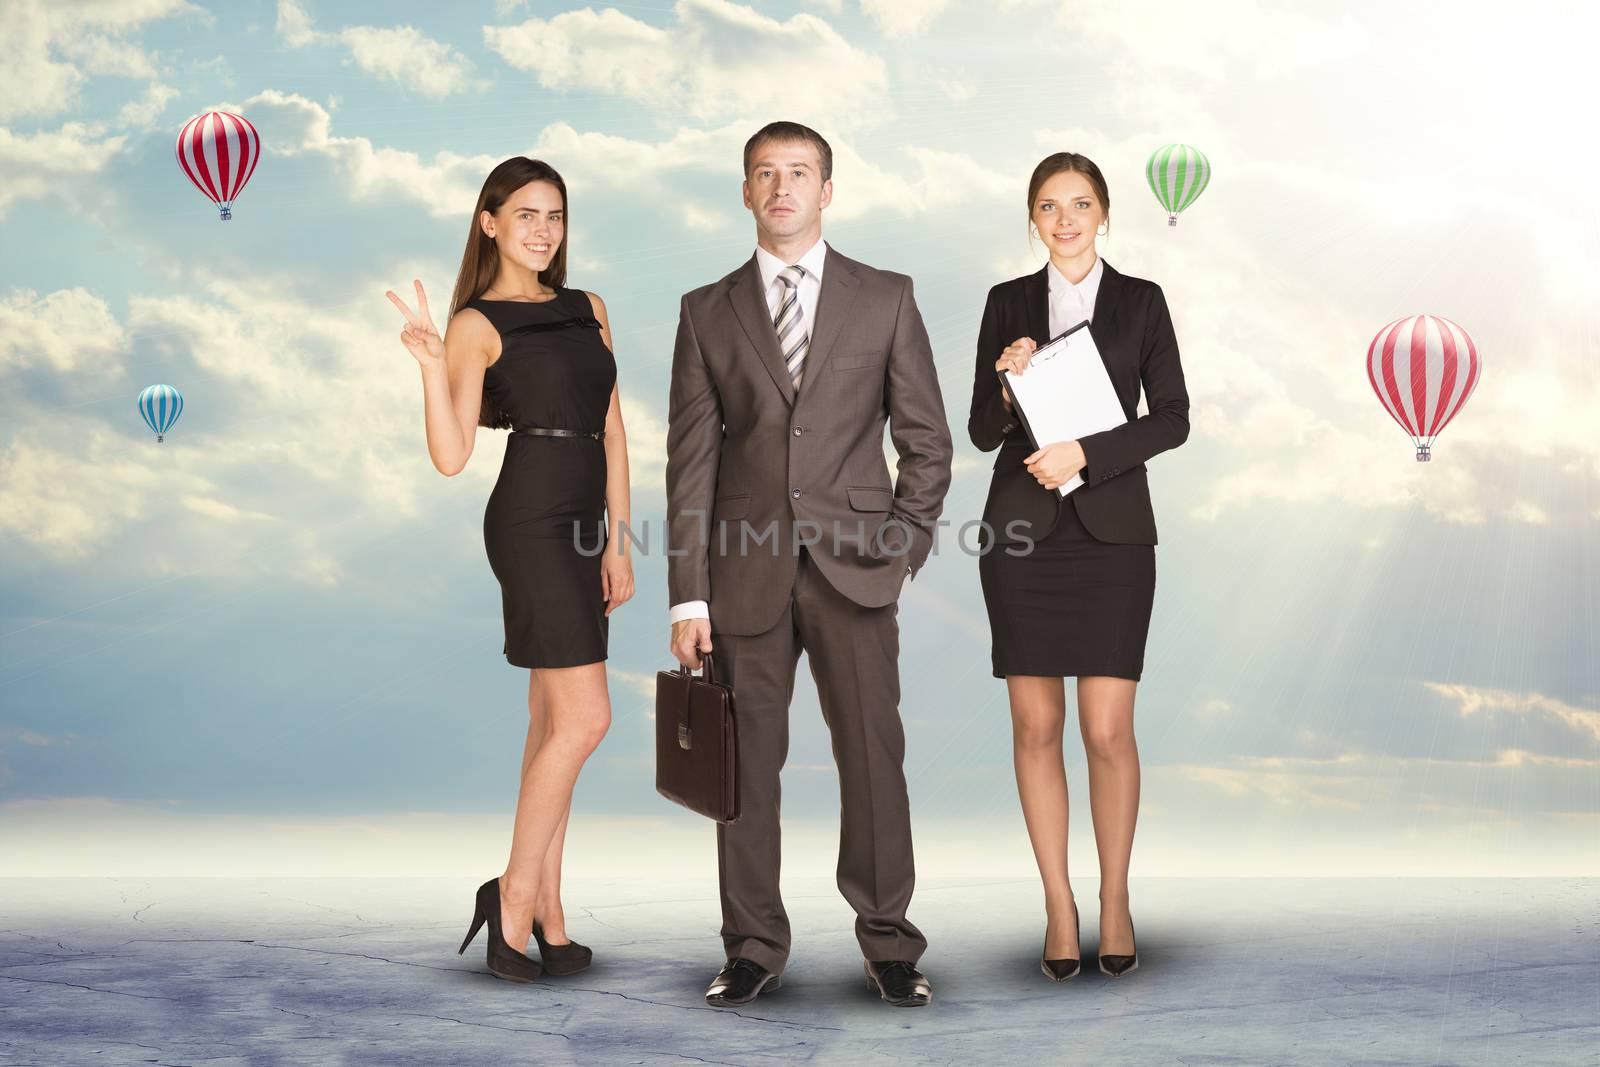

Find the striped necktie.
xmin=772 ymin=264 xmax=809 ymax=391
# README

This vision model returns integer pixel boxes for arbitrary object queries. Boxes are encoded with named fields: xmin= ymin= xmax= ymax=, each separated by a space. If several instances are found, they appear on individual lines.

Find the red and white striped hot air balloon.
xmin=175 ymin=111 xmax=261 ymax=221
xmin=1365 ymin=314 xmax=1482 ymax=462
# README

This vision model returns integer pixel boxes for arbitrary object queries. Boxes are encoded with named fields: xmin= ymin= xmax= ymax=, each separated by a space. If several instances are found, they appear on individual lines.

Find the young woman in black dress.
xmin=387 ymin=157 xmax=633 ymax=983
xmin=968 ymin=153 xmax=1189 ymax=983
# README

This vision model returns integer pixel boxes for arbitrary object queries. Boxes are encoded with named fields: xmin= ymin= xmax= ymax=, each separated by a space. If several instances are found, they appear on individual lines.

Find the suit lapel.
xmin=795 ymin=246 xmax=860 ymax=404
xmin=1087 ymin=260 xmax=1124 ymax=362
xmin=1023 ymin=265 xmax=1049 ymax=345
xmin=728 ymin=255 xmax=795 ymax=405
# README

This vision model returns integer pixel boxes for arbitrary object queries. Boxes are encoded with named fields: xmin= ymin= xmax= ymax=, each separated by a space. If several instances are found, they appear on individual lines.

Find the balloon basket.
xmin=1415 ymin=444 xmax=1431 ymax=462
xmin=1168 ymin=213 xmax=1178 ymax=226
xmin=219 ymin=205 xmax=232 ymax=221
xmin=156 ymin=434 xmax=165 ymax=443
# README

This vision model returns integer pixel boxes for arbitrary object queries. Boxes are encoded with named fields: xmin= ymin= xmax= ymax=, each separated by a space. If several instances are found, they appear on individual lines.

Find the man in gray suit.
xmin=666 ymin=121 xmax=954 ymax=1008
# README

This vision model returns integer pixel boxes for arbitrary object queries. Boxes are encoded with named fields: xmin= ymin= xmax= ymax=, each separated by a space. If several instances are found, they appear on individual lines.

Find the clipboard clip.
xmin=1029 ymin=319 xmax=1092 ymax=365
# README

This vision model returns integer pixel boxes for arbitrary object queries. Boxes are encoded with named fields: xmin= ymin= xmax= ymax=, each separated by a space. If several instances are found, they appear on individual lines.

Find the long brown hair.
xmin=1026 ymin=151 xmax=1111 ymax=248
xmin=450 ymin=156 xmax=570 ymax=428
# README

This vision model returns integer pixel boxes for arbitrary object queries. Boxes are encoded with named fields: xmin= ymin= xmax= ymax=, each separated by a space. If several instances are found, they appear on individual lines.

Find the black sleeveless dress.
xmin=472 ymin=288 xmax=616 ymax=669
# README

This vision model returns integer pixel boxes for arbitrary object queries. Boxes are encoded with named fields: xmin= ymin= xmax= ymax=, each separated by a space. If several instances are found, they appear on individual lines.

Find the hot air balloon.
xmin=1146 ymin=144 xmax=1210 ymax=226
xmin=138 ymin=384 xmax=184 ymax=443
xmin=1365 ymin=315 xmax=1481 ymax=462
xmin=176 ymin=111 xmax=261 ymax=221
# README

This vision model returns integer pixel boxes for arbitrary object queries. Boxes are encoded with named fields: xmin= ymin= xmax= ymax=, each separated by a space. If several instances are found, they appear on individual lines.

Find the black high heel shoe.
xmin=1098 ymin=914 xmax=1138 ymax=978
xmin=1041 ymin=900 xmax=1082 ymax=982
xmin=459 ymin=878 xmax=543 ymax=983
xmin=532 ymin=922 xmax=593 ymax=976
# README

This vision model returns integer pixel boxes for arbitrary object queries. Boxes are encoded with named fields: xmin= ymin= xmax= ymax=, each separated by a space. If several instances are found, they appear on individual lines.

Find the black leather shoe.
xmin=1098 ymin=916 xmax=1138 ymax=978
xmin=705 ymin=958 xmax=780 ymax=1007
xmin=533 ymin=922 xmax=592 ymax=976
xmin=458 ymin=878 xmax=542 ymax=983
xmin=864 ymin=959 xmax=931 ymax=1006
xmin=1041 ymin=900 xmax=1081 ymax=982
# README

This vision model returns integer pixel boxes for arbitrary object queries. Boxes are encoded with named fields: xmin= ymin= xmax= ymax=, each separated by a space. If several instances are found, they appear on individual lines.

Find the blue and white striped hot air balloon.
xmin=138 ymin=384 xmax=184 ymax=443
xmin=1146 ymin=144 xmax=1211 ymax=226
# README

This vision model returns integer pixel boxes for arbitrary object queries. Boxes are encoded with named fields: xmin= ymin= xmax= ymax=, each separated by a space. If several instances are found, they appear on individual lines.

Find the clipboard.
xmin=997 ymin=319 xmax=1127 ymax=496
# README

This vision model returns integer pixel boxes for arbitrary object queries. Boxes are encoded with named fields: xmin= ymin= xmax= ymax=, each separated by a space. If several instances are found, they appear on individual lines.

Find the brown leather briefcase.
xmin=655 ymin=652 xmax=740 ymax=823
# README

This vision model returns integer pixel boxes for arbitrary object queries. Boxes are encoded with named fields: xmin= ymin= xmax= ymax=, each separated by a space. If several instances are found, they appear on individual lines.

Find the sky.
xmin=1 ymin=0 xmax=1597 ymax=878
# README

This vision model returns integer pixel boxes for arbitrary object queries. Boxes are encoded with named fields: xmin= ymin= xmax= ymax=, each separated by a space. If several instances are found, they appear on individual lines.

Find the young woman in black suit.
xmin=968 ymin=152 xmax=1189 ymax=982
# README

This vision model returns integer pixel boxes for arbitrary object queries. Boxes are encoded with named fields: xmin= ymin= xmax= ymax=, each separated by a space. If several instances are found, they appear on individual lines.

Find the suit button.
xmin=793 ymin=426 xmax=802 ymax=436
xmin=792 ymin=488 xmax=801 ymax=498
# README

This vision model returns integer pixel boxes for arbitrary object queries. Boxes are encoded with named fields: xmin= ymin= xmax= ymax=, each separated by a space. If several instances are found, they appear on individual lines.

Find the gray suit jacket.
xmin=666 ymin=245 xmax=954 ymax=637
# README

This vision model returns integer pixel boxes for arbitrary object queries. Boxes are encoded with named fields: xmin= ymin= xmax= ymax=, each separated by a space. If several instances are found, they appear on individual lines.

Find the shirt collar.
xmin=755 ymin=236 xmax=828 ymax=293
xmin=1047 ymin=254 xmax=1103 ymax=305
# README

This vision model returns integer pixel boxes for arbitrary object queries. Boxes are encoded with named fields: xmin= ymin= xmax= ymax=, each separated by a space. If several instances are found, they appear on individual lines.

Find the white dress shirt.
xmin=756 ymin=236 xmax=827 ymax=353
xmin=1047 ymin=254 xmax=1103 ymax=338
xmin=670 ymin=238 xmax=830 ymax=624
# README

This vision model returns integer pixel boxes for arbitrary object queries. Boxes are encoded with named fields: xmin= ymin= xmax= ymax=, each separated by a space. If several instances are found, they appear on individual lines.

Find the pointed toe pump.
xmin=459 ymin=878 xmax=543 ymax=983
xmin=1041 ymin=901 xmax=1082 ymax=982
xmin=1097 ymin=916 xmax=1139 ymax=978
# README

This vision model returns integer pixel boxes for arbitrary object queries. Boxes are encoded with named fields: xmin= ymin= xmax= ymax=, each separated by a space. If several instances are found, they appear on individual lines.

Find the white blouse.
xmin=1047 ymin=255 xmax=1104 ymax=339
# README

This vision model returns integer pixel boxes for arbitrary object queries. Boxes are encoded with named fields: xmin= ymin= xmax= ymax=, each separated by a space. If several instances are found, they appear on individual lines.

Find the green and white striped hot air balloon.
xmin=1146 ymin=144 xmax=1211 ymax=226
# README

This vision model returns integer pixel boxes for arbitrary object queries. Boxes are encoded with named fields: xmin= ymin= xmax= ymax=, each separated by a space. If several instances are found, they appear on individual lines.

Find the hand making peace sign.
xmin=385 ymin=279 xmax=446 ymax=369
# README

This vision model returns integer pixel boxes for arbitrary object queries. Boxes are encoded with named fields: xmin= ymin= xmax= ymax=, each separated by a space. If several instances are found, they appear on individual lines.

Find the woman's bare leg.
xmin=498 ymin=662 xmax=610 ymax=953
xmin=1007 ymin=674 xmax=1080 ymax=959
xmin=518 ymin=672 xmax=577 ymax=945
xmin=1078 ymin=675 xmax=1139 ymax=956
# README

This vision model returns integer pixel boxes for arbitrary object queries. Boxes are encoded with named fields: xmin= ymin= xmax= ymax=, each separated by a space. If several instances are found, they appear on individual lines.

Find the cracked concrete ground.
xmin=1 ymin=877 xmax=1595 ymax=1065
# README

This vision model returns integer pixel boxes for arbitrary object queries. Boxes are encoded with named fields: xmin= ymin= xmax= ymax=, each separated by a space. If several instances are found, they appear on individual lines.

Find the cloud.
xmin=0 ymin=288 xmax=126 ymax=374
xmin=276 ymin=0 xmax=479 ymax=98
xmin=0 ymin=724 xmax=79 ymax=787
xmin=241 ymin=84 xmax=1013 ymax=251
xmin=0 ymin=76 xmax=184 ymax=221
xmin=0 ymin=726 xmax=76 ymax=747
xmin=810 ymin=0 xmax=1047 ymax=37
xmin=1507 ymin=501 xmax=1548 ymax=525
xmin=1174 ymin=753 xmax=1370 ymax=810
xmin=857 ymin=0 xmax=957 ymax=36
xmin=520 ymin=119 xmax=750 ymax=199
xmin=1424 ymin=682 xmax=1600 ymax=745
xmin=0 ymin=123 xmax=128 ymax=219
xmin=1 ymin=274 xmax=445 ymax=578
xmin=115 ymin=82 xmax=179 ymax=129
xmin=484 ymin=0 xmax=891 ymax=131
xmin=608 ymin=668 xmax=660 ymax=712
xmin=245 ymin=90 xmax=963 ymax=227
xmin=1175 ymin=744 xmax=1600 ymax=815
xmin=827 ymin=141 xmax=1012 ymax=223
xmin=241 ymin=89 xmax=494 ymax=218
xmin=0 ymin=724 xmax=77 ymax=787
xmin=0 ymin=428 xmax=214 ymax=559
xmin=0 ymin=0 xmax=197 ymax=122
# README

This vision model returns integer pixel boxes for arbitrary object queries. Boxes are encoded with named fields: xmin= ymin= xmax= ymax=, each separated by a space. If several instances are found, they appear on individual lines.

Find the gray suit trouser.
xmin=711 ymin=545 xmax=927 ymax=974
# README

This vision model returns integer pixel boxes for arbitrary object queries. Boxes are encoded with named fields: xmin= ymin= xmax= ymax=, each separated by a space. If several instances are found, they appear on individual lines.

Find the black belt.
xmin=513 ymin=426 xmax=605 ymax=440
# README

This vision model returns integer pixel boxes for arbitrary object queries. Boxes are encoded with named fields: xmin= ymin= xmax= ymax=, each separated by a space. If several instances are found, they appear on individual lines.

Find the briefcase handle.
xmin=672 ymin=651 xmax=718 ymax=751
xmin=670 ymin=651 xmax=719 ymax=684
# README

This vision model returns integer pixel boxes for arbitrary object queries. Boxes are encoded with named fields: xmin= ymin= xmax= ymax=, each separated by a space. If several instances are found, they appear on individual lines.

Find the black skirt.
xmin=978 ymin=497 xmax=1155 ymax=681
xmin=483 ymin=434 xmax=609 ymax=669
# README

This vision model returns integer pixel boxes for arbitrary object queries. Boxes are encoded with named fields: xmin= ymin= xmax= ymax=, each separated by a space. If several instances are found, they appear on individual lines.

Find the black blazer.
xmin=968 ymin=260 xmax=1189 ymax=546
